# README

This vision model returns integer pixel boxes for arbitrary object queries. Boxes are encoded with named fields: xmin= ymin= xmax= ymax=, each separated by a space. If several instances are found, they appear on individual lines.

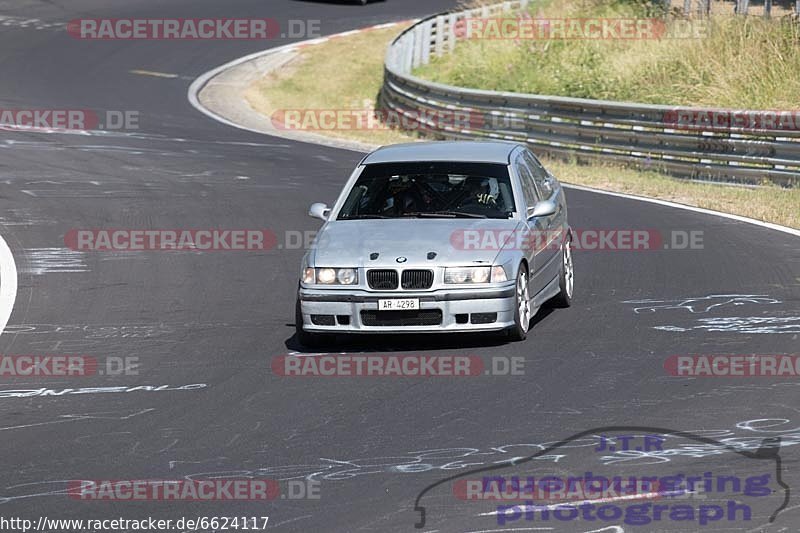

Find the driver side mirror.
xmin=527 ymin=200 xmax=557 ymax=220
xmin=309 ymin=202 xmax=331 ymax=221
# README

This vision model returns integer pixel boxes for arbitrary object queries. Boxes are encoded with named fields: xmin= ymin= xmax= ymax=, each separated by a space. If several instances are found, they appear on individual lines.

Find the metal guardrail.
xmin=380 ymin=0 xmax=800 ymax=186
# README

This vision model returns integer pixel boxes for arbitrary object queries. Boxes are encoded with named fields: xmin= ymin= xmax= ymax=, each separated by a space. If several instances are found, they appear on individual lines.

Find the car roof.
xmin=361 ymin=141 xmax=521 ymax=165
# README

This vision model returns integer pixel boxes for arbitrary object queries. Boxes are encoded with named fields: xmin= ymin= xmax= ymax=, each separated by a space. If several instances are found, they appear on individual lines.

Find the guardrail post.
xmin=434 ymin=16 xmax=445 ymax=56
xmin=421 ymin=21 xmax=432 ymax=66
xmin=764 ymin=0 xmax=772 ymax=17
xmin=404 ymin=34 xmax=413 ymax=73
xmin=447 ymin=14 xmax=458 ymax=53
xmin=683 ymin=0 xmax=691 ymax=15
xmin=412 ymin=26 xmax=423 ymax=69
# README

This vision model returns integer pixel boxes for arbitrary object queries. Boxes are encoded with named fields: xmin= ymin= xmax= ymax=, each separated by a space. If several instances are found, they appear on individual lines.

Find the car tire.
xmin=551 ymin=235 xmax=573 ymax=308
xmin=295 ymin=299 xmax=329 ymax=349
xmin=507 ymin=263 xmax=531 ymax=342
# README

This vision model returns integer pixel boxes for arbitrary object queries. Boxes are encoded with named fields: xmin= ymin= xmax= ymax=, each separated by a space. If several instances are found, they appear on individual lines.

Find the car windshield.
xmin=336 ymin=161 xmax=515 ymax=220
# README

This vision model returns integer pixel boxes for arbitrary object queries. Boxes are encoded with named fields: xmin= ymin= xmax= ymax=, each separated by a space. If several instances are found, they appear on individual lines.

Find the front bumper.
xmin=298 ymin=284 xmax=516 ymax=333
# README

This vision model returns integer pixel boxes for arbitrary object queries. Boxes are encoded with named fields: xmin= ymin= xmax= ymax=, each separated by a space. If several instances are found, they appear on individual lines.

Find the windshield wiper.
xmin=339 ymin=214 xmax=390 ymax=219
xmin=404 ymin=211 xmax=487 ymax=219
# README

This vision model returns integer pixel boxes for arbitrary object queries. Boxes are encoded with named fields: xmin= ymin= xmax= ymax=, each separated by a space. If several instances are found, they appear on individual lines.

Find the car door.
xmin=520 ymin=151 xmax=563 ymax=293
xmin=524 ymin=150 xmax=570 ymax=266
xmin=513 ymin=151 xmax=551 ymax=297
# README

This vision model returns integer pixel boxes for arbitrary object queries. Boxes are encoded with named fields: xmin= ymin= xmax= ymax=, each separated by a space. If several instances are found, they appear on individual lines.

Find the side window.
xmin=523 ymin=151 xmax=554 ymax=199
xmin=514 ymin=154 xmax=539 ymax=210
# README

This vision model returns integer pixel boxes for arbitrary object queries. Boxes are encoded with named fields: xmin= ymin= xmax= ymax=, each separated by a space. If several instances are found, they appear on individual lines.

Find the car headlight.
xmin=303 ymin=267 xmax=358 ymax=285
xmin=471 ymin=267 xmax=490 ymax=283
xmin=336 ymin=268 xmax=357 ymax=285
xmin=445 ymin=266 xmax=491 ymax=284
xmin=444 ymin=266 xmax=508 ymax=284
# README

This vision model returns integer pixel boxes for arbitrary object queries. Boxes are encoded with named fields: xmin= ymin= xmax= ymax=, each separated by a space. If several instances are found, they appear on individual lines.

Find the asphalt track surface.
xmin=0 ymin=1 xmax=798 ymax=532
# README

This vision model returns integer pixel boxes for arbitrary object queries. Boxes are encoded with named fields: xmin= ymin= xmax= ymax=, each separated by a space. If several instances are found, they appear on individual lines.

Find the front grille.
xmin=367 ymin=269 xmax=398 ymax=290
xmin=401 ymin=269 xmax=434 ymax=290
xmin=361 ymin=310 xmax=443 ymax=327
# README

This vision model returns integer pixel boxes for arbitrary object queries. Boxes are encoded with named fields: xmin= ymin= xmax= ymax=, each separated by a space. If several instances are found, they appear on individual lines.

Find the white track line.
xmin=563 ymin=184 xmax=800 ymax=238
xmin=187 ymin=41 xmax=301 ymax=135
xmin=478 ymin=491 xmax=662 ymax=517
xmin=0 ymin=233 xmax=18 ymax=336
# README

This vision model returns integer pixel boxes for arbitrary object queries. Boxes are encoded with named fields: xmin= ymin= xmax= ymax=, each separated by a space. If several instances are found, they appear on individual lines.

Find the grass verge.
xmin=245 ymin=18 xmax=800 ymax=229
xmin=245 ymin=26 xmax=418 ymax=146
xmin=418 ymin=0 xmax=800 ymax=108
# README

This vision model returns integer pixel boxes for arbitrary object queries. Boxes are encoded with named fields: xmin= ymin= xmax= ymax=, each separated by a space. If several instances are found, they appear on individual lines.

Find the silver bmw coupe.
xmin=295 ymin=141 xmax=573 ymax=347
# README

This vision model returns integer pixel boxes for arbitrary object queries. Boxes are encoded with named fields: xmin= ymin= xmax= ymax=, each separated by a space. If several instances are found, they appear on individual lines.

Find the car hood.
xmin=311 ymin=218 xmax=522 ymax=267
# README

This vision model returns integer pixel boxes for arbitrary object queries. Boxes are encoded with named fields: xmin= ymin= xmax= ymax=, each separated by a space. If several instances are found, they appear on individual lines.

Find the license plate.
xmin=378 ymin=298 xmax=420 ymax=311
